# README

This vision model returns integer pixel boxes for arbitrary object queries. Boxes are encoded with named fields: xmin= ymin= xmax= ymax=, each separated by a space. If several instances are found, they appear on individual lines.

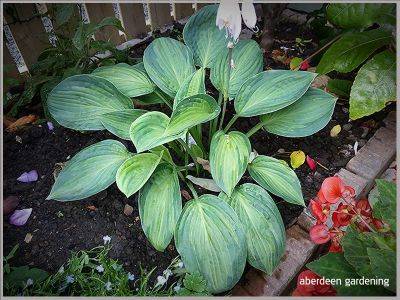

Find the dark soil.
xmin=3 ymin=17 xmax=394 ymax=292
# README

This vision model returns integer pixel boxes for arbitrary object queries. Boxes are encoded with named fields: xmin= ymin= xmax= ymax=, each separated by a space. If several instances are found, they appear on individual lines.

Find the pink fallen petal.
xmin=306 ymin=155 xmax=317 ymax=172
xmin=17 ymin=170 xmax=38 ymax=183
xmin=47 ymin=121 xmax=54 ymax=131
xmin=9 ymin=208 xmax=32 ymax=226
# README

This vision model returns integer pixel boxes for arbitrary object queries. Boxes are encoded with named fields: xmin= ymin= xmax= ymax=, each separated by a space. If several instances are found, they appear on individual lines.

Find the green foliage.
xmin=6 ymin=3 xmax=131 ymax=117
xmin=46 ymin=4 xmax=337 ymax=293
xmin=307 ymin=180 xmax=396 ymax=296
xmin=317 ymin=3 xmax=396 ymax=120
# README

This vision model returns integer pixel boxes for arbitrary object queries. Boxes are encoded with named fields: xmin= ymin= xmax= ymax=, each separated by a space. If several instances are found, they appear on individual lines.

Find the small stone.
xmin=277 ymin=148 xmax=285 ymax=154
xmin=342 ymin=123 xmax=352 ymax=131
xmin=358 ymin=139 xmax=366 ymax=148
xmin=24 ymin=233 xmax=33 ymax=243
xmin=15 ymin=136 xmax=22 ymax=143
xmin=124 ymin=204 xmax=133 ymax=216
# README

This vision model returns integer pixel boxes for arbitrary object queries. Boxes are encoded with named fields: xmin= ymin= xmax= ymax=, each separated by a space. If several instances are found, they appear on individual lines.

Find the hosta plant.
xmin=46 ymin=5 xmax=337 ymax=294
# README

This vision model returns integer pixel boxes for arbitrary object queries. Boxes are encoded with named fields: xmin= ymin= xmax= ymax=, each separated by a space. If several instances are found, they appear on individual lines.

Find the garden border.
xmin=231 ymin=110 xmax=396 ymax=296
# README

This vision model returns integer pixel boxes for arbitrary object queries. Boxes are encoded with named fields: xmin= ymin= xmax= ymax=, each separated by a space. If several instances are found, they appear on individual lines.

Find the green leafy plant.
xmin=306 ymin=179 xmax=396 ymax=296
xmin=316 ymin=3 xmax=396 ymax=120
xmin=5 ymin=3 xmax=130 ymax=118
xmin=45 ymin=4 xmax=337 ymax=294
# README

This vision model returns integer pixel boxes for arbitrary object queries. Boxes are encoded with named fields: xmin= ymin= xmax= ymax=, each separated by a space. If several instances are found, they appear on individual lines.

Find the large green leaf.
xmin=372 ymin=179 xmax=396 ymax=232
xmin=47 ymin=75 xmax=133 ymax=131
xmin=174 ymin=68 xmax=206 ymax=109
xmin=219 ymin=183 xmax=285 ymax=274
xmin=307 ymin=253 xmax=391 ymax=296
xmin=183 ymin=4 xmax=227 ymax=68
xmin=143 ymin=37 xmax=195 ymax=98
xmin=349 ymin=50 xmax=396 ymax=120
xmin=260 ymin=88 xmax=337 ymax=137
xmin=47 ymin=140 xmax=131 ymax=201
xmin=327 ymin=3 xmax=395 ymax=29
xmin=327 ymin=79 xmax=353 ymax=98
xmin=316 ymin=29 xmax=393 ymax=75
xmin=139 ymin=163 xmax=182 ymax=251
xmin=175 ymin=194 xmax=246 ymax=293
xmin=91 ymin=63 xmax=155 ymax=98
xmin=209 ymin=130 xmax=251 ymax=196
xmin=234 ymin=70 xmax=316 ymax=117
xmin=100 ymin=109 xmax=146 ymax=140
xmin=211 ymin=39 xmax=263 ymax=99
xmin=116 ymin=152 xmax=162 ymax=198
xmin=129 ymin=112 xmax=186 ymax=153
xmin=367 ymin=248 xmax=396 ymax=293
xmin=248 ymin=155 xmax=304 ymax=206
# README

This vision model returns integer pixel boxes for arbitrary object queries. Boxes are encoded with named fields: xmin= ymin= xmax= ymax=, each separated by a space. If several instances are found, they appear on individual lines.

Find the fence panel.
xmin=174 ymin=3 xmax=194 ymax=20
xmin=148 ymin=3 xmax=172 ymax=30
xmin=4 ymin=3 xmax=50 ymax=67
xmin=119 ymin=3 xmax=149 ymax=39
xmin=85 ymin=3 xmax=125 ymax=44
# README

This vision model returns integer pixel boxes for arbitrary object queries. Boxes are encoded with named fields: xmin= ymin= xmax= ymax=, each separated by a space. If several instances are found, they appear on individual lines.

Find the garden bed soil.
xmin=3 ymin=18 xmax=393 ymax=290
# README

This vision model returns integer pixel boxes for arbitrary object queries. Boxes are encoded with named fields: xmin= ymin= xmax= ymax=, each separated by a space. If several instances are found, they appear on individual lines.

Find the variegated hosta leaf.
xmin=248 ymin=155 xmax=304 ymax=206
xmin=149 ymin=145 xmax=174 ymax=165
xmin=100 ymin=109 xmax=146 ymax=140
xmin=183 ymin=4 xmax=227 ymax=68
xmin=174 ymin=68 xmax=206 ymax=109
xmin=130 ymin=112 xmax=186 ymax=153
xmin=186 ymin=175 xmax=221 ymax=192
xmin=47 ymin=75 xmax=133 ymax=130
xmin=143 ymin=37 xmax=195 ymax=98
xmin=234 ymin=70 xmax=317 ymax=117
xmin=260 ymin=88 xmax=337 ymax=137
xmin=131 ymin=94 xmax=219 ymax=152
xmin=175 ymin=194 xmax=246 ymax=293
xmin=47 ymin=140 xmax=131 ymax=201
xmin=166 ymin=94 xmax=220 ymax=135
xmin=116 ymin=152 xmax=162 ymax=198
xmin=139 ymin=163 xmax=182 ymax=251
xmin=219 ymin=183 xmax=286 ymax=274
xmin=91 ymin=63 xmax=155 ymax=98
xmin=210 ymin=130 xmax=251 ymax=196
xmin=211 ymin=39 xmax=263 ymax=99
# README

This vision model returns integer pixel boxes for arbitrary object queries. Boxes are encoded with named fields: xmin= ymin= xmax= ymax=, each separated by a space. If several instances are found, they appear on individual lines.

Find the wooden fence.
xmin=3 ymin=2 xmax=217 ymax=79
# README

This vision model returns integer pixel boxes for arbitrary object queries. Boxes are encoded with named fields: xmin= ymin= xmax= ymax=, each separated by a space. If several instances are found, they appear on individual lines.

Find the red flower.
xmin=299 ymin=60 xmax=310 ymax=71
xmin=292 ymin=270 xmax=337 ymax=296
xmin=355 ymin=199 xmax=372 ymax=217
xmin=320 ymin=176 xmax=355 ymax=204
xmin=310 ymin=224 xmax=330 ymax=244
xmin=317 ymin=189 xmax=327 ymax=204
xmin=328 ymin=240 xmax=343 ymax=253
xmin=310 ymin=198 xmax=330 ymax=223
xmin=332 ymin=203 xmax=353 ymax=227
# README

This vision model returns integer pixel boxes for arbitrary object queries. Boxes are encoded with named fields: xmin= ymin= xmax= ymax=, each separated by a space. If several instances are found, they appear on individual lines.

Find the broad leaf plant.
xmin=46 ymin=5 xmax=337 ymax=293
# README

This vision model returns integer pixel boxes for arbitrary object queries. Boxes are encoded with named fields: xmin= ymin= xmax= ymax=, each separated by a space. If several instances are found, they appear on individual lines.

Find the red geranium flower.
xmin=328 ymin=240 xmax=343 ymax=253
xmin=320 ymin=176 xmax=355 ymax=204
xmin=310 ymin=198 xmax=330 ymax=223
xmin=292 ymin=270 xmax=337 ymax=296
xmin=317 ymin=189 xmax=327 ymax=203
xmin=332 ymin=203 xmax=353 ymax=227
xmin=355 ymin=199 xmax=372 ymax=217
xmin=310 ymin=224 xmax=330 ymax=244
xmin=299 ymin=60 xmax=310 ymax=71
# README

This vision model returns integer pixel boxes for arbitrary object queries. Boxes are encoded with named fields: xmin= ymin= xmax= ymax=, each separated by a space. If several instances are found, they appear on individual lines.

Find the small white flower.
xmin=96 ymin=265 xmax=104 ymax=273
xmin=103 ymin=235 xmax=111 ymax=245
xmin=66 ymin=275 xmax=75 ymax=284
xmin=216 ymin=0 xmax=242 ymax=41
xmin=163 ymin=269 xmax=173 ymax=280
xmin=241 ymin=0 xmax=257 ymax=30
xmin=177 ymin=262 xmax=184 ymax=268
xmin=58 ymin=266 xmax=64 ymax=274
xmin=174 ymin=283 xmax=181 ymax=293
xmin=104 ymin=281 xmax=112 ymax=291
xmin=26 ymin=278 xmax=34 ymax=287
xmin=128 ymin=272 xmax=135 ymax=281
xmin=155 ymin=275 xmax=167 ymax=288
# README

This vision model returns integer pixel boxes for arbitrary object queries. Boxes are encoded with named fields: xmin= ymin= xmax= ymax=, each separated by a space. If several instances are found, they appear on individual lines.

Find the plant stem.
xmin=224 ymin=114 xmax=239 ymax=132
xmin=218 ymin=46 xmax=233 ymax=129
xmin=295 ymin=34 xmax=343 ymax=71
xmin=177 ymin=170 xmax=198 ymax=199
xmin=209 ymin=93 xmax=223 ymax=143
xmin=246 ymin=121 xmax=265 ymax=138
xmin=154 ymin=90 xmax=172 ymax=110
xmin=178 ymin=138 xmax=199 ymax=173
xmin=218 ymin=98 xmax=227 ymax=130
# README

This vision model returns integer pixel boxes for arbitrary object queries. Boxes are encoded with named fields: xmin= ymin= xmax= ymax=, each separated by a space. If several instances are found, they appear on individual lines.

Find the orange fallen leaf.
xmin=6 ymin=115 xmax=38 ymax=132
xmin=3 ymin=115 xmax=17 ymax=127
